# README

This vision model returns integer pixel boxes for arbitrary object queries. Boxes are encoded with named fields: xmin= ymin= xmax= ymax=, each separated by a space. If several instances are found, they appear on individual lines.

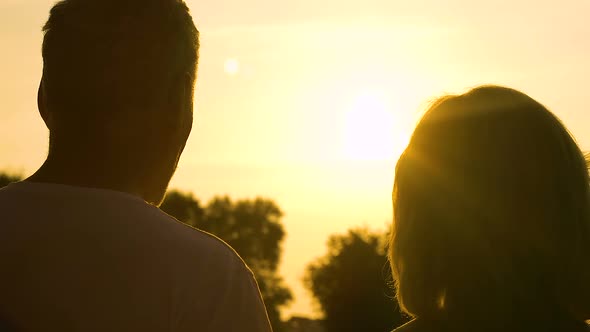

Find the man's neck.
xmin=27 ymin=157 xmax=145 ymax=200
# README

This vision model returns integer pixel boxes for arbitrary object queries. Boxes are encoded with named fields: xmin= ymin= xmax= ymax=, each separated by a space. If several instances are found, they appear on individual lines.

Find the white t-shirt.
xmin=0 ymin=181 xmax=273 ymax=332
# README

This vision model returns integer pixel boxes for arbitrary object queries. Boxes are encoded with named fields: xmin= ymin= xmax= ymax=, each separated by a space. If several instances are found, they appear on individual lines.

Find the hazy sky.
xmin=2 ymin=0 xmax=590 ymax=318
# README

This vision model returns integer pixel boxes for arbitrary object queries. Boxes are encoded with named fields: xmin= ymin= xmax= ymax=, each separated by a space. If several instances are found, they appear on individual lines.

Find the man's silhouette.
xmin=0 ymin=0 xmax=273 ymax=331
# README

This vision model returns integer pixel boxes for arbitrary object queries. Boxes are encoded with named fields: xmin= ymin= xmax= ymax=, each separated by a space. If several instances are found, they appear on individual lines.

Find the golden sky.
xmin=2 ymin=0 xmax=590 ymax=318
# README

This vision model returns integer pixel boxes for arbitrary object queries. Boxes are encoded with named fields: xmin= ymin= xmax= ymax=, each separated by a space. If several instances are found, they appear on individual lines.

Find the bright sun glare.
xmin=342 ymin=91 xmax=407 ymax=161
xmin=224 ymin=58 xmax=240 ymax=76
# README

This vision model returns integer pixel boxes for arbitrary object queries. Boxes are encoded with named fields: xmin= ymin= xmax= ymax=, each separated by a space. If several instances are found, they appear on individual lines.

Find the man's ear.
xmin=183 ymin=71 xmax=195 ymax=109
xmin=180 ymin=72 xmax=194 ymax=135
xmin=37 ymin=77 xmax=53 ymax=130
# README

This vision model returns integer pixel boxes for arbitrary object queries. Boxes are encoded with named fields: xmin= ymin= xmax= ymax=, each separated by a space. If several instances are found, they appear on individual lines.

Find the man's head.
xmin=39 ymin=0 xmax=199 ymax=205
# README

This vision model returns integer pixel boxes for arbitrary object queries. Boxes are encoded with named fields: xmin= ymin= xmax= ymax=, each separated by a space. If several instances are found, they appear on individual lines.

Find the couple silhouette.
xmin=0 ymin=0 xmax=589 ymax=331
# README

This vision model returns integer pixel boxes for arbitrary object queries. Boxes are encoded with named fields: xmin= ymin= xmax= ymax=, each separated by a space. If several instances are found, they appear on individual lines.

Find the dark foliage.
xmin=305 ymin=228 xmax=408 ymax=332
xmin=0 ymin=173 xmax=22 ymax=188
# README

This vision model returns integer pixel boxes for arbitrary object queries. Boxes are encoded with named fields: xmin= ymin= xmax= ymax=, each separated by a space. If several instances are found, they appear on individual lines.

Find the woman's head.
xmin=390 ymin=85 xmax=590 ymax=321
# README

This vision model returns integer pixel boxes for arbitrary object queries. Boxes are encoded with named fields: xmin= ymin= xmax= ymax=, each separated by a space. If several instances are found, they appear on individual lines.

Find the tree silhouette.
xmin=0 ymin=173 xmax=22 ymax=188
xmin=305 ymin=228 xmax=408 ymax=332
xmin=161 ymin=191 xmax=292 ymax=331
xmin=159 ymin=191 xmax=204 ymax=226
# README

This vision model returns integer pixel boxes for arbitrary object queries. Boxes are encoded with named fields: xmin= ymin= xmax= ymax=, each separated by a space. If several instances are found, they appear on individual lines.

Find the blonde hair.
xmin=390 ymin=86 xmax=590 ymax=322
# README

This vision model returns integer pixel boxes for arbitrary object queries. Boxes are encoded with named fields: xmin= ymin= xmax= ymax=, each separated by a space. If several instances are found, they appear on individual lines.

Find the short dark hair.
xmin=42 ymin=0 xmax=199 ymax=130
xmin=390 ymin=86 xmax=590 ymax=320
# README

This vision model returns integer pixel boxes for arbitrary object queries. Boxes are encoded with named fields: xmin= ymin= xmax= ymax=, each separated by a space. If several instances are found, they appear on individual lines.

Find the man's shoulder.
xmin=155 ymin=210 xmax=251 ymax=273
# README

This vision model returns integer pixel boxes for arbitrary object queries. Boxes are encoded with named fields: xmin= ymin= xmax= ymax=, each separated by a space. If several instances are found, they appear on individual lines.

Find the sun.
xmin=342 ymin=90 xmax=408 ymax=161
xmin=224 ymin=58 xmax=240 ymax=76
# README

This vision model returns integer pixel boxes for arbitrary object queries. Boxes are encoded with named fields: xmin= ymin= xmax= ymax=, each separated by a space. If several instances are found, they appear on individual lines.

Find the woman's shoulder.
xmin=394 ymin=318 xmax=590 ymax=332
xmin=394 ymin=319 xmax=440 ymax=332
